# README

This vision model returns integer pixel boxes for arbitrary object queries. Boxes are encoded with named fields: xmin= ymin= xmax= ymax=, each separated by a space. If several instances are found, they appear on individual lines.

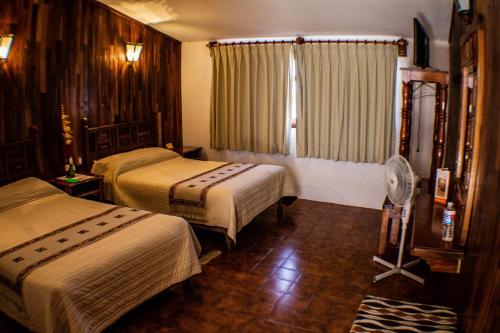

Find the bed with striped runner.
xmin=350 ymin=295 xmax=458 ymax=332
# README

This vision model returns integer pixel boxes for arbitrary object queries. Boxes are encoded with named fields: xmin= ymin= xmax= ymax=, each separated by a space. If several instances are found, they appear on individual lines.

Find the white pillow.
xmin=91 ymin=147 xmax=180 ymax=183
xmin=0 ymin=177 xmax=64 ymax=213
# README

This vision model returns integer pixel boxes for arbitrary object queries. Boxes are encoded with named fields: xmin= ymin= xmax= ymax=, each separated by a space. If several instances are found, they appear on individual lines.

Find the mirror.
xmin=455 ymin=24 xmax=484 ymax=246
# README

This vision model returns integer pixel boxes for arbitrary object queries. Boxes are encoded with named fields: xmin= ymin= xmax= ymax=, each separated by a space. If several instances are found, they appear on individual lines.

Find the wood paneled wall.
xmin=447 ymin=1 xmax=500 ymax=332
xmin=0 ymin=0 xmax=182 ymax=176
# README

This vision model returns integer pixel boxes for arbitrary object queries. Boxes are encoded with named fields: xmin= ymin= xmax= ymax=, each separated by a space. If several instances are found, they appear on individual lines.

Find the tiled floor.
xmin=0 ymin=199 xmax=453 ymax=332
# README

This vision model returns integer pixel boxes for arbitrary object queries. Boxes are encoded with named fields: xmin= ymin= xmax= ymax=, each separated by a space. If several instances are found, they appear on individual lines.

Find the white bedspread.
xmin=92 ymin=148 xmax=286 ymax=242
xmin=0 ymin=178 xmax=201 ymax=333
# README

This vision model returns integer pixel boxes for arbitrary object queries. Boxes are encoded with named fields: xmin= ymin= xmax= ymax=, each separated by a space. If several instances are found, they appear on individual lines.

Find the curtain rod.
xmin=207 ymin=37 xmax=408 ymax=56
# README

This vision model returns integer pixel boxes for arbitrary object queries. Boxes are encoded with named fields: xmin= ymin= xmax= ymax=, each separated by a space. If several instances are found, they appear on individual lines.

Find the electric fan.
xmin=372 ymin=155 xmax=425 ymax=284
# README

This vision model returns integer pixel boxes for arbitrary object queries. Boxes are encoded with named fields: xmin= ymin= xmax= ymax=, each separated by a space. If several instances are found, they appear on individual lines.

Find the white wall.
xmin=181 ymin=40 xmax=448 ymax=209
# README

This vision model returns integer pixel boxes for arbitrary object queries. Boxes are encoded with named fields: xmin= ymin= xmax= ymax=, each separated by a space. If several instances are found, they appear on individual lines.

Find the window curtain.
xmin=210 ymin=43 xmax=292 ymax=154
xmin=294 ymin=43 xmax=398 ymax=163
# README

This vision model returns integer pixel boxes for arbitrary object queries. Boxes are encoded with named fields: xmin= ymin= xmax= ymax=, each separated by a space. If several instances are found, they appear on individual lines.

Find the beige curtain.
xmin=210 ymin=43 xmax=292 ymax=154
xmin=294 ymin=43 xmax=397 ymax=163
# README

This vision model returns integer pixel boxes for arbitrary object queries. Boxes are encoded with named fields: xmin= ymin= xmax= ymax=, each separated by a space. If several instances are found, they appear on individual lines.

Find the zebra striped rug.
xmin=350 ymin=295 xmax=458 ymax=332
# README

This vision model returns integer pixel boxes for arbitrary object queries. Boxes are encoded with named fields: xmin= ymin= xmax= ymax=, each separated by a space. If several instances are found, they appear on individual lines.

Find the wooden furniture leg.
xmin=379 ymin=197 xmax=403 ymax=255
xmin=182 ymin=278 xmax=193 ymax=293
xmin=277 ymin=199 xmax=284 ymax=220
xmin=399 ymin=81 xmax=413 ymax=159
xmin=225 ymin=234 xmax=234 ymax=252
xmin=389 ymin=217 xmax=401 ymax=245
xmin=379 ymin=208 xmax=390 ymax=255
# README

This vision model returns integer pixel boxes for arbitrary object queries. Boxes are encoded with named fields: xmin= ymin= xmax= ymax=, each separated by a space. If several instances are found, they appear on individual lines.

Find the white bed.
xmin=0 ymin=177 xmax=201 ymax=333
xmin=91 ymin=148 xmax=287 ymax=244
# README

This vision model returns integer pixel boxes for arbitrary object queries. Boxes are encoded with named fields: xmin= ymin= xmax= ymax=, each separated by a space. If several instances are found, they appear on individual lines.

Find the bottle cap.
xmin=447 ymin=202 xmax=454 ymax=209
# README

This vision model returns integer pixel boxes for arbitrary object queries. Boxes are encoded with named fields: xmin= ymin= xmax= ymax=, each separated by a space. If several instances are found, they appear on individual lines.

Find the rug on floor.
xmin=350 ymin=295 xmax=458 ymax=332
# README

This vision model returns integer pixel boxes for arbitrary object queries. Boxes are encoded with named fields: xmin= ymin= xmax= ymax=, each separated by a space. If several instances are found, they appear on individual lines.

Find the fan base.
xmin=372 ymin=256 xmax=425 ymax=284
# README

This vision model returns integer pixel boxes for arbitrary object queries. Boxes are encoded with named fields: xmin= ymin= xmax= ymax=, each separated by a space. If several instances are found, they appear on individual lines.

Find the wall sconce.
xmin=126 ymin=42 xmax=142 ymax=63
xmin=0 ymin=34 xmax=14 ymax=62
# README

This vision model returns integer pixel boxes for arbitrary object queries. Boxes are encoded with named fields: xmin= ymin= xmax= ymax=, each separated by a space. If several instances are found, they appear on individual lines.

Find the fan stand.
xmin=373 ymin=201 xmax=425 ymax=284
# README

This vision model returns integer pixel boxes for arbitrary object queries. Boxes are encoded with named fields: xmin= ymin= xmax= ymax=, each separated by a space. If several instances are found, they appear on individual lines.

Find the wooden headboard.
xmin=0 ymin=127 xmax=41 ymax=186
xmin=82 ymin=118 xmax=158 ymax=170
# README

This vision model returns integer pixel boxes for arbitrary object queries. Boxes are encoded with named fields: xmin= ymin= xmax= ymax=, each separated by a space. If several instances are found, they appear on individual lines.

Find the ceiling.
xmin=99 ymin=0 xmax=453 ymax=42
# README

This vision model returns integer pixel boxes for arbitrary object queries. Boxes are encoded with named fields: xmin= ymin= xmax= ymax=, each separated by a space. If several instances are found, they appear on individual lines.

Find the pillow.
xmin=91 ymin=148 xmax=180 ymax=198
xmin=0 ymin=177 xmax=64 ymax=213
xmin=91 ymin=147 xmax=180 ymax=178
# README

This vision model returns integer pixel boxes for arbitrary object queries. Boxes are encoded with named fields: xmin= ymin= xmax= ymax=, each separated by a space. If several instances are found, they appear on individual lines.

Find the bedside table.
xmin=174 ymin=146 xmax=203 ymax=160
xmin=49 ymin=173 xmax=104 ymax=201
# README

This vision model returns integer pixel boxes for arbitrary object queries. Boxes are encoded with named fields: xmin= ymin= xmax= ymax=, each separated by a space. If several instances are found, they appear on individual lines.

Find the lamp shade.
xmin=0 ymin=34 xmax=14 ymax=61
xmin=126 ymin=43 xmax=143 ymax=62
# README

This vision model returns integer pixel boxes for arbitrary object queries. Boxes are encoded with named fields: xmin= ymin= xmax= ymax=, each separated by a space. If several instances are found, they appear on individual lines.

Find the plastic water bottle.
xmin=442 ymin=202 xmax=456 ymax=242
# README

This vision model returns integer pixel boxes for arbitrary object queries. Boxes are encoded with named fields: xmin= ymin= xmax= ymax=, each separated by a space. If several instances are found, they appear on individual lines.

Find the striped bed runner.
xmin=350 ymin=295 xmax=458 ymax=332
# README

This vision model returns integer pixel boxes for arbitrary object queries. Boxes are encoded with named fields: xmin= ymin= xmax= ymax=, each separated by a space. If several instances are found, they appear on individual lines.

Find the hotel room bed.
xmin=91 ymin=147 xmax=286 ymax=244
xmin=0 ymin=177 xmax=201 ymax=333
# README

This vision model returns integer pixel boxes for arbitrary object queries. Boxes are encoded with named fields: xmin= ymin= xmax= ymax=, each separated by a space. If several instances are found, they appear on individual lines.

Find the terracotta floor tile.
xmin=269 ymin=305 xmax=300 ymax=325
xmin=314 ymin=286 xmax=344 ymax=303
xmin=254 ymin=288 xmax=285 ymax=305
xmin=226 ymin=311 xmax=258 ymax=328
xmin=281 ymin=258 xmax=301 ymax=270
xmin=293 ymin=312 xmax=330 ymax=332
xmin=294 ymin=273 xmax=323 ymax=286
xmin=260 ymin=255 xmax=288 ymax=267
xmin=244 ymin=300 xmax=276 ymax=317
xmin=287 ymin=281 xmax=317 ymax=298
xmin=322 ymin=319 xmax=354 ymax=332
xmin=271 ymin=246 xmax=295 ymax=259
xmin=305 ymin=298 xmax=335 ymax=320
xmin=345 ymin=270 xmax=372 ymax=294
xmin=250 ymin=263 xmax=280 ymax=277
xmin=264 ymin=277 xmax=294 ymax=292
xmin=274 ymin=268 xmax=300 ymax=282
xmin=185 ymin=320 xmax=227 ymax=333
xmin=214 ymin=292 xmax=250 ymax=310
xmin=198 ymin=308 xmax=234 ymax=327
xmin=242 ymin=319 xmax=292 ymax=333
xmin=278 ymin=293 xmax=311 ymax=312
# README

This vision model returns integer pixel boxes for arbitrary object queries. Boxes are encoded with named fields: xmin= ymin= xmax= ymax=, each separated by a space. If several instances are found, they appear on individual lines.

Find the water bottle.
xmin=442 ymin=202 xmax=456 ymax=242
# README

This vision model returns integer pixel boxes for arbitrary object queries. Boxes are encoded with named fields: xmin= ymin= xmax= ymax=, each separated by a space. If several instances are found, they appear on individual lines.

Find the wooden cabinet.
xmin=174 ymin=146 xmax=202 ymax=160
xmin=411 ymin=190 xmax=464 ymax=273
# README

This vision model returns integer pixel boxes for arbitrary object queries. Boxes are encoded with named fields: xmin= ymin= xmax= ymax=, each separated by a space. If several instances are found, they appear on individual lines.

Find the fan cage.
xmin=385 ymin=155 xmax=415 ymax=207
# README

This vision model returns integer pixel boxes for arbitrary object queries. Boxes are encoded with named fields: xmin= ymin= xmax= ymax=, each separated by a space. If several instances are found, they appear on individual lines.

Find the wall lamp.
xmin=0 ymin=34 xmax=14 ymax=62
xmin=126 ymin=42 xmax=143 ymax=63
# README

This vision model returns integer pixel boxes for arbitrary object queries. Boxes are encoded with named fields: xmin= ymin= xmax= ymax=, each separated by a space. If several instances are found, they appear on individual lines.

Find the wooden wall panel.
xmin=0 ymin=0 xmax=182 ymax=176
xmin=447 ymin=1 xmax=500 ymax=332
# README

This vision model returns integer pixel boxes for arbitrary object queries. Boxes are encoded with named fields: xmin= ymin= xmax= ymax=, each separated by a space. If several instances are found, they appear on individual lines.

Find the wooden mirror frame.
xmin=454 ymin=21 xmax=485 ymax=246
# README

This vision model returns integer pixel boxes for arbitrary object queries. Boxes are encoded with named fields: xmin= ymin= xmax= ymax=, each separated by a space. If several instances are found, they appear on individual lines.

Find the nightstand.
xmin=49 ymin=173 xmax=104 ymax=201
xmin=174 ymin=146 xmax=203 ymax=160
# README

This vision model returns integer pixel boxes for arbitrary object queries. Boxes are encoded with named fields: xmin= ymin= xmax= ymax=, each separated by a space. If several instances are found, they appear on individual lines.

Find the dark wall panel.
xmin=0 ymin=0 xmax=182 ymax=176
xmin=447 ymin=1 xmax=500 ymax=332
